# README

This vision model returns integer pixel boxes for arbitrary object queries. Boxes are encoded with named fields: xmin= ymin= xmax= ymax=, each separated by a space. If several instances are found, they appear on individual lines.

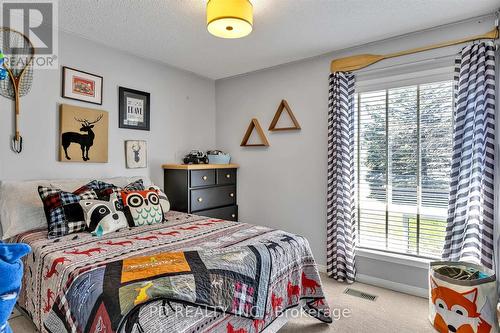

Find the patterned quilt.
xmin=14 ymin=211 xmax=331 ymax=333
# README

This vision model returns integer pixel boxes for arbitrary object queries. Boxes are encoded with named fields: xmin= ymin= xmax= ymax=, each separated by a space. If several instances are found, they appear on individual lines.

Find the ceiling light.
xmin=207 ymin=0 xmax=253 ymax=39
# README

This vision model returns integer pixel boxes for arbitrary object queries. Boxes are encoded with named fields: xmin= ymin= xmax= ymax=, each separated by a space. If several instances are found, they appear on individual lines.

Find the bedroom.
xmin=0 ymin=0 xmax=499 ymax=332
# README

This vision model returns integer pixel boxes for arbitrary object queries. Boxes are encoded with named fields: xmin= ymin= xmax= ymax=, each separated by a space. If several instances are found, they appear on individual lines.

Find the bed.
xmin=1 ymin=177 xmax=331 ymax=333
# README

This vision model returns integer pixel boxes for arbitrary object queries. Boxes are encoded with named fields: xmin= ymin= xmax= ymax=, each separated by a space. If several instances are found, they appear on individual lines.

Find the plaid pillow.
xmin=96 ymin=179 xmax=145 ymax=210
xmin=38 ymin=184 xmax=98 ymax=239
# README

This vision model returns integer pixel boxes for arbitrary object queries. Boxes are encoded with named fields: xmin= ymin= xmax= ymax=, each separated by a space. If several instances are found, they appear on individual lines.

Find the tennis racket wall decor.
xmin=0 ymin=27 xmax=35 ymax=153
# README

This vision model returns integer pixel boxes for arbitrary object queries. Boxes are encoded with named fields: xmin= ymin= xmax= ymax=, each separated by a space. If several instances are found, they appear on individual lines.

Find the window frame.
xmin=354 ymin=67 xmax=455 ymax=260
xmin=355 ymin=66 xmax=454 ymax=93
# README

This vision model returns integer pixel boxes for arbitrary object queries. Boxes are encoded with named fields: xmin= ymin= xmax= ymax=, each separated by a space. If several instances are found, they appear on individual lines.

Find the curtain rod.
xmin=330 ymin=24 xmax=499 ymax=73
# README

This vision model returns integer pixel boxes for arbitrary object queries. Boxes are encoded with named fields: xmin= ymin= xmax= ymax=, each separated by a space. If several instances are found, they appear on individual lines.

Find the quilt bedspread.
xmin=14 ymin=211 xmax=331 ymax=333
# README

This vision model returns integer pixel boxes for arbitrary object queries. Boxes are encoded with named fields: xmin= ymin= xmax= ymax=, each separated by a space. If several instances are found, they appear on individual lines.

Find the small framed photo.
xmin=119 ymin=87 xmax=150 ymax=131
xmin=62 ymin=67 xmax=103 ymax=105
xmin=125 ymin=140 xmax=147 ymax=168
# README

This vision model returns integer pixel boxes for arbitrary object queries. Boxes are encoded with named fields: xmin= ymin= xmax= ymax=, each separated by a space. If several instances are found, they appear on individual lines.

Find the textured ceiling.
xmin=58 ymin=0 xmax=499 ymax=79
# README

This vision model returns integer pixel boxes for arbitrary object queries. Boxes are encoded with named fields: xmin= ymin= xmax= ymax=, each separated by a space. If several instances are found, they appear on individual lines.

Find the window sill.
xmin=356 ymin=248 xmax=432 ymax=269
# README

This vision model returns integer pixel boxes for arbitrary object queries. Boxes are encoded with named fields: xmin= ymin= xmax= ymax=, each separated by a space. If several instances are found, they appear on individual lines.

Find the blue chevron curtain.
xmin=327 ymin=72 xmax=356 ymax=283
xmin=442 ymin=42 xmax=496 ymax=269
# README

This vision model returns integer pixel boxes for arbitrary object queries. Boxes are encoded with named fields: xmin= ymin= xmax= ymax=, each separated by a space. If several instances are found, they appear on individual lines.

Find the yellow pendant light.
xmin=207 ymin=0 xmax=253 ymax=39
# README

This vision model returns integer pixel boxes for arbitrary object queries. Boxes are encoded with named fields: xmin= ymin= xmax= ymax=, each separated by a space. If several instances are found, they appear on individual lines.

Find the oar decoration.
xmin=330 ymin=27 xmax=499 ymax=72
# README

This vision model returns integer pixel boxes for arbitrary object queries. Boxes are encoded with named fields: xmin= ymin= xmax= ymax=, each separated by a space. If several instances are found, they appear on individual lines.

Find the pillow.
xmin=38 ymin=184 xmax=98 ymax=239
xmin=0 ymin=177 xmax=149 ymax=240
xmin=147 ymin=185 xmax=170 ymax=215
xmin=96 ymin=179 xmax=145 ymax=209
xmin=80 ymin=194 xmax=128 ymax=237
xmin=121 ymin=190 xmax=163 ymax=227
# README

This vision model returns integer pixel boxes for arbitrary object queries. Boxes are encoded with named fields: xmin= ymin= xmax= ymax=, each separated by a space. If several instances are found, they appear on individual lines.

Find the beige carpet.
xmin=10 ymin=273 xmax=434 ymax=333
xmin=281 ymin=273 xmax=434 ymax=333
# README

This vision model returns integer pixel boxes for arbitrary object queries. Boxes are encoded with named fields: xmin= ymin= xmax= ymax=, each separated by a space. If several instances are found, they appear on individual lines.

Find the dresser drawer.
xmin=190 ymin=169 xmax=216 ymax=188
xmin=196 ymin=205 xmax=238 ymax=221
xmin=190 ymin=185 xmax=236 ymax=212
xmin=217 ymin=169 xmax=236 ymax=185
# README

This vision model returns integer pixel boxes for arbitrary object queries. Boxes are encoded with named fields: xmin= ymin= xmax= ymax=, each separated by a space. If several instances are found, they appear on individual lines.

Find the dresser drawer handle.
xmin=225 ymin=174 xmax=231 ymax=179
xmin=197 ymin=197 xmax=203 ymax=202
xmin=202 ymin=176 xmax=208 ymax=181
xmin=231 ymin=214 xmax=236 ymax=218
xmin=229 ymin=193 xmax=235 ymax=198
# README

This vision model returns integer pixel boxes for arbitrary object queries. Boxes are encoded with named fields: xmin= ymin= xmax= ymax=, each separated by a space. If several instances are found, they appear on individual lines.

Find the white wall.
xmin=215 ymin=16 xmax=496 ymax=294
xmin=0 ymin=31 xmax=216 ymax=187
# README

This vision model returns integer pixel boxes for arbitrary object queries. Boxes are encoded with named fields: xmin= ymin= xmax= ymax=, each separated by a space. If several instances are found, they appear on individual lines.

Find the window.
xmin=355 ymin=80 xmax=454 ymax=258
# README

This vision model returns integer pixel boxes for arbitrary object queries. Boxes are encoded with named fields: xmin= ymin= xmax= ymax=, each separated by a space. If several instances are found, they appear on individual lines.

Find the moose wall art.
xmin=59 ymin=104 xmax=109 ymax=163
xmin=125 ymin=140 xmax=147 ymax=168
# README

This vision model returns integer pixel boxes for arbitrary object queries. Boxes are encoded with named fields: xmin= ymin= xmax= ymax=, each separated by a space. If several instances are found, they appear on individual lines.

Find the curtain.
xmin=327 ymin=72 xmax=356 ymax=283
xmin=442 ymin=42 xmax=496 ymax=269
xmin=496 ymin=43 xmax=500 ymax=295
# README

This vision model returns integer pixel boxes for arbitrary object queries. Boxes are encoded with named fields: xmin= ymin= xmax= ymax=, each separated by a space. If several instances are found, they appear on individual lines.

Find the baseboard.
xmin=316 ymin=264 xmax=428 ymax=299
xmin=356 ymin=274 xmax=428 ymax=298
xmin=317 ymin=264 xmax=327 ymax=273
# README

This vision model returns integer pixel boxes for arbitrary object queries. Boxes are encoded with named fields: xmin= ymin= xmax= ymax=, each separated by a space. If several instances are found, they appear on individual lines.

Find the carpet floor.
xmin=281 ymin=273 xmax=434 ymax=333
xmin=9 ymin=273 xmax=434 ymax=333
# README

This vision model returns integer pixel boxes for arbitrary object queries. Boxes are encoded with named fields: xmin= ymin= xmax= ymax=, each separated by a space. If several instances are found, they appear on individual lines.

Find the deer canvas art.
xmin=59 ymin=104 xmax=109 ymax=163
xmin=125 ymin=140 xmax=147 ymax=168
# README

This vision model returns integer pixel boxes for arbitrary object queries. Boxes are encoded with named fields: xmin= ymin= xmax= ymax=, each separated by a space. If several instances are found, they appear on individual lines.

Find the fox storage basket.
xmin=429 ymin=261 xmax=499 ymax=333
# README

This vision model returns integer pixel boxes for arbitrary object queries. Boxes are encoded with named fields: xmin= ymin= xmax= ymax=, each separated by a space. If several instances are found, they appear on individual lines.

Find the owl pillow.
xmin=147 ymin=185 xmax=170 ymax=216
xmin=80 ymin=194 xmax=129 ymax=237
xmin=121 ymin=190 xmax=164 ymax=227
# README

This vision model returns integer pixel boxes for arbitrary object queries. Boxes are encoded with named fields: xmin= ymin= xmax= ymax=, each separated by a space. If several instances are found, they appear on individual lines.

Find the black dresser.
xmin=163 ymin=164 xmax=239 ymax=221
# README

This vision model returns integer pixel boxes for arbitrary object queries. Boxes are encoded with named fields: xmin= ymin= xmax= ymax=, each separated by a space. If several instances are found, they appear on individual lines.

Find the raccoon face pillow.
xmin=80 ymin=194 xmax=128 ymax=236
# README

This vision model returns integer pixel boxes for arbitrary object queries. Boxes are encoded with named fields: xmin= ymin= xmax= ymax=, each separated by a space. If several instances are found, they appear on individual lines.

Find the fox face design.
xmin=430 ymin=278 xmax=492 ymax=333
xmin=123 ymin=191 xmax=163 ymax=226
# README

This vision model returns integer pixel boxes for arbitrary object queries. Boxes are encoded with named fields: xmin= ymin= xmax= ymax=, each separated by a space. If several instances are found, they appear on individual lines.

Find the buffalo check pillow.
xmin=95 ymin=179 xmax=145 ymax=210
xmin=38 ymin=183 xmax=99 ymax=239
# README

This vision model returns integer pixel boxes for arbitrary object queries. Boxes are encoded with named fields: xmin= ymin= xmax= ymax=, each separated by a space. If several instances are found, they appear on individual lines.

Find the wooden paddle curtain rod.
xmin=330 ymin=26 xmax=499 ymax=73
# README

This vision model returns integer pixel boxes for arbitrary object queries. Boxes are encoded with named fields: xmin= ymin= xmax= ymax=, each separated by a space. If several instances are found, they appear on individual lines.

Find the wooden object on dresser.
xmin=163 ymin=164 xmax=239 ymax=221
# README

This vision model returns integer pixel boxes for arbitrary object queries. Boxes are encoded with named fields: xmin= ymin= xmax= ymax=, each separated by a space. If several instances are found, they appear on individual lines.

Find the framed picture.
xmin=125 ymin=140 xmax=147 ymax=169
xmin=62 ymin=67 xmax=103 ymax=105
xmin=59 ymin=104 xmax=109 ymax=163
xmin=119 ymin=87 xmax=150 ymax=131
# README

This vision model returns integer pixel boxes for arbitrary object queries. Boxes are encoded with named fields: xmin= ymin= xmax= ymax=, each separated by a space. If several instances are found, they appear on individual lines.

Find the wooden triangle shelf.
xmin=268 ymin=100 xmax=301 ymax=131
xmin=240 ymin=118 xmax=270 ymax=147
